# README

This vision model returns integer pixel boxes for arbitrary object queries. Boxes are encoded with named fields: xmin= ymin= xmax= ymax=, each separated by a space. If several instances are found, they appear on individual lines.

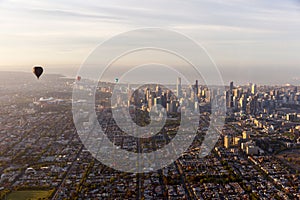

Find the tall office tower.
xmin=166 ymin=100 xmax=178 ymax=113
xmin=166 ymin=90 xmax=172 ymax=101
xmin=226 ymin=92 xmax=234 ymax=108
xmin=154 ymin=97 xmax=162 ymax=105
xmin=251 ymin=83 xmax=257 ymax=95
xmin=161 ymin=93 xmax=167 ymax=108
xmin=194 ymin=101 xmax=199 ymax=113
xmin=191 ymin=86 xmax=195 ymax=101
xmin=145 ymin=87 xmax=151 ymax=103
xmin=226 ymin=91 xmax=231 ymax=108
xmin=239 ymin=95 xmax=247 ymax=112
xmin=205 ymin=89 xmax=211 ymax=103
xmin=230 ymin=81 xmax=234 ymax=93
xmin=242 ymin=131 xmax=250 ymax=139
xmin=156 ymin=85 xmax=162 ymax=97
xmin=166 ymin=101 xmax=171 ymax=113
xmin=194 ymin=80 xmax=199 ymax=96
xmin=233 ymin=96 xmax=238 ymax=109
xmin=224 ymin=135 xmax=231 ymax=148
xmin=233 ymin=88 xmax=239 ymax=98
xmin=248 ymin=96 xmax=258 ymax=115
xmin=226 ymin=81 xmax=234 ymax=108
xmin=176 ymin=77 xmax=182 ymax=98
xmin=148 ymin=93 xmax=155 ymax=110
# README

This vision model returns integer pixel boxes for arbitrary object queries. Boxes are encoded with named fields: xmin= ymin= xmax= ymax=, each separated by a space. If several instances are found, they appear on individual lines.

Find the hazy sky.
xmin=0 ymin=0 xmax=300 ymax=84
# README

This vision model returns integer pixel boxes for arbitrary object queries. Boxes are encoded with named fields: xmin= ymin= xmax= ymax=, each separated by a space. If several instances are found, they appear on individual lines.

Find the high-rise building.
xmin=161 ymin=93 xmax=167 ymax=108
xmin=156 ymin=85 xmax=162 ymax=96
xmin=194 ymin=80 xmax=199 ymax=96
xmin=226 ymin=92 xmax=234 ymax=108
xmin=286 ymin=113 xmax=297 ymax=122
xmin=153 ymin=97 xmax=158 ymax=105
xmin=167 ymin=100 xmax=178 ymax=113
xmin=148 ymin=92 xmax=156 ymax=109
xmin=247 ymin=96 xmax=259 ymax=115
xmin=230 ymin=81 xmax=234 ymax=92
xmin=239 ymin=95 xmax=247 ymax=112
xmin=176 ymin=77 xmax=182 ymax=98
xmin=224 ymin=135 xmax=231 ymax=148
xmin=242 ymin=131 xmax=250 ymax=139
xmin=251 ymin=83 xmax=257 ymax=95
xmin=232 ymin=88 xmax=239 ymax=98
xmin=227 ymin=81 xmax=235 ymax=108
xmin=233 ymin=137 xmax=241 ymax=146
xmin=205 ymin=89 xmax=211 ymax=103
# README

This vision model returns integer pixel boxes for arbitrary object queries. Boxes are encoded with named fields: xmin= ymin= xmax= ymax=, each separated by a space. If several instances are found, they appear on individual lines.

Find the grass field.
xmin=6 ymin=190 xmax=53 ymax=200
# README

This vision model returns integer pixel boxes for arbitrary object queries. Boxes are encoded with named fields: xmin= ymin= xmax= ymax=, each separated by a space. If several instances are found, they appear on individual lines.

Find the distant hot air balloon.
xmin=77 ymin=76 xmax=81 ymax=81
xmin=115 ymin=78 xmax=119 ymax=83
xmin=33 ymin=66 xmax=44 ymax=79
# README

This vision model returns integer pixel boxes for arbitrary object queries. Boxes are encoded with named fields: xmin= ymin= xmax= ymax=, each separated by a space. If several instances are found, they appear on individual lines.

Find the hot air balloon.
xmin=77 ymin=76 xmax=81 ymax=81
xmin=115 ymin=78 xmax=119 ymax=83
xmin=33 ymin=66 xmax=44 ymax=79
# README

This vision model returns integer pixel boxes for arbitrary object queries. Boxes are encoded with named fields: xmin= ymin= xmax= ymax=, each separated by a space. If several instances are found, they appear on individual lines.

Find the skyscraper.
xmin=194 ymin=80 xmax=199 ymax=96
xmin=176 ymin=77 xmax=182 ymax=98
xmin=242 ymin=131 xmax=250 ymax=139
xmin=251 ymin=83 xmax=257 ymax=95
xmin=227 ymin=81 xmax=234 ymax=108
xmin=224 ymin=135 xmax=231 ymax=148
xmin=230 ymin=81 xmax=234 ymax=93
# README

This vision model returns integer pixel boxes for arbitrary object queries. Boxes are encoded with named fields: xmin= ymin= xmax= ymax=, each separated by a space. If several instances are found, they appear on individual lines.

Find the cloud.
xmin=29 ymin=8 xmax=124 ymax=22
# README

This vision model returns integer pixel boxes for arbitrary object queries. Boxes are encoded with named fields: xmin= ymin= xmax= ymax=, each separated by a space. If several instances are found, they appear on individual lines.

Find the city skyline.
xmin=1 ymin=1 xmax=300 ymax=199
xmin=0 ymin=72 xmax=299 ymax=199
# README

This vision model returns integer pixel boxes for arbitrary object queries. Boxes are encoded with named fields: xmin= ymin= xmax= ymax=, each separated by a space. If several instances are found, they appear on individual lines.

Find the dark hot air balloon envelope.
xmin=33 ymin=66 xmax=43 ymax=79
